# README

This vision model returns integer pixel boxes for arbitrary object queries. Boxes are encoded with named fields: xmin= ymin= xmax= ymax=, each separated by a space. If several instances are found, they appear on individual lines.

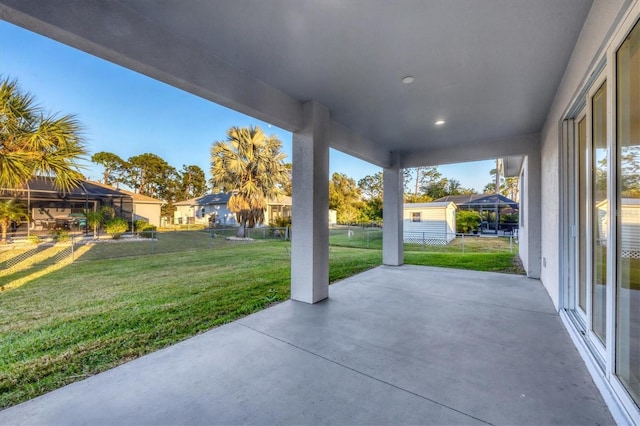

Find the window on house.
xmin=412 ymin=212 xmax=421 ymax=222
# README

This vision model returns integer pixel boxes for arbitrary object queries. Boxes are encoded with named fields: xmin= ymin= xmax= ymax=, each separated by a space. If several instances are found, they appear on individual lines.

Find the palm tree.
xmin=84 ymin=211 xmax=104 ymax=239
xmin=84 ymin=206 xmax=115 ymax=239
xmin=0 ymin=77 xmax=87 ymax=191
xmin=211 ymin=126 xmax=289 ymax=237
xmin=0 ymin=199 xmax=28 ymax=243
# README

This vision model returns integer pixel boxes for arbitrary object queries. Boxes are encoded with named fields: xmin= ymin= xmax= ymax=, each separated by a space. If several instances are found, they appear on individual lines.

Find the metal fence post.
xmin=462 ymin=233 xmax=465 ymax=254
xmin=151 ymin=231 xmax=156 ymax=254
xmin=366 ymin=228 xmax=370 ymax=248
xmin=70 ymin=235 xmax=75 ymax=262
xmin=509 ymin=235 xmax=513 ymax=253
xmin=422 ymin=232 xmax=425 ymax=251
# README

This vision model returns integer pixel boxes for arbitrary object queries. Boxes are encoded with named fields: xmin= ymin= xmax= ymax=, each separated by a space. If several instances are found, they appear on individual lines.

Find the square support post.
xmin=383 ymin=153 xmax=403 ymax=266
xmin=291 ymin=101 xmax=330 ymax=303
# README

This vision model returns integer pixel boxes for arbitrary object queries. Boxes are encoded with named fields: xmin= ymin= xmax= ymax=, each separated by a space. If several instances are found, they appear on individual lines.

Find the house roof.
xmin=175 ymin=193 xmax=293 ymax=207
xmin=0 ymin=1 xmax=593 ymax=168
xmin=0 ymin=178 xmax=164 ymax=204
xmin=1 ymin=177 xmax=132 ymax=200
xmin=434 ymin=194 xmax=486 ymax=205
xmin=267 ymin=195 xmax=292 ymax=206
xmin=174 ymin=192 xmax=233 ymax=207
xmin=404 ymin=202 xmax=455 ymax=209
xmin=434 ymin=194 xmax=518 ymax=208
xmin=87 ymin=181 xmax=164 ymax=204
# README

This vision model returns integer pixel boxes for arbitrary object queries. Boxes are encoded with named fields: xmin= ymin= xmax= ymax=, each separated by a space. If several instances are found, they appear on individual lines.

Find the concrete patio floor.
xmin=0 ymin=265 xmax=613 ymax=425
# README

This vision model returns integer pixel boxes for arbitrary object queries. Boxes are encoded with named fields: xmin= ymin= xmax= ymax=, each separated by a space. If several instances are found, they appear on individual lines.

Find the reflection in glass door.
xmin=616 ymin=19 xmax=640 ymax=407
xmin=577 ymin=116 xmax=587 ymax=315
xmin=591 ymin=81 xmax=608 ymax=344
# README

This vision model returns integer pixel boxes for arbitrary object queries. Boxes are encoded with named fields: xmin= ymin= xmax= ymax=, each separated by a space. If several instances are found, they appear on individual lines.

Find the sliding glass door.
xmin=616 ymin=19 xmax=640 ymax=407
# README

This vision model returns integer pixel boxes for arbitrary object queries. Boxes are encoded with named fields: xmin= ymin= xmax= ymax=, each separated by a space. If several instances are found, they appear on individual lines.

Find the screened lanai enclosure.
xmin=0 ymin=177 xmax=133 ymax=234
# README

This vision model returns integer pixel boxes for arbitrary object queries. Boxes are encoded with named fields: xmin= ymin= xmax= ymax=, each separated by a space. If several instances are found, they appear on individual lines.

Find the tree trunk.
xmin=1 ymin=219 xmax=8 ymax=244
xmin=236 ymin=220 xmax=246 ymax=238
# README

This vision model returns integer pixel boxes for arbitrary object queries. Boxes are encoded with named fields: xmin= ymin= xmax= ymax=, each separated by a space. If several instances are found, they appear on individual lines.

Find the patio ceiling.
xmin=0 ymin=0 xmax=593 ymax=167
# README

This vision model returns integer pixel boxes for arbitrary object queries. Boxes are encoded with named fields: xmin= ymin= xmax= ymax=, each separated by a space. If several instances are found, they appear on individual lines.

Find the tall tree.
xmin=211 ymin=126 xmax=289 ymax=237
xmin=329 ymin=172 xmax=362 ymax=224
xmin=91 ymin=151 xmax=127 ymax=187
xmin=358 ymin=172 xmax=383 ymax=200
xmin=179 ymin=164 xmax=208 ymax=200
xmin=358 ymin=172 xmax=383 ymax=222
xmin=124 ymin=153 xmax=176 ymax=198
xmin=0 ymin=77 xmax=86 ymax=191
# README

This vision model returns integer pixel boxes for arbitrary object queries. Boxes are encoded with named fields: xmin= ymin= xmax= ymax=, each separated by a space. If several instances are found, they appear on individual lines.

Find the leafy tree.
xmin=404 ymin=167 xmax=441 ymax=196
xmin=358 ymin=172 xmax=383 ymax=200
xmin=329 ymin=172 xmax=362 ymax=224
xmin=124 ymin=153 xmax=177 ymax=198
xmin=357 ymin=172 xmax=384 ymax=222
xmin=0 ymin=199 xmax=28 ymax=243
xmin=91 ymin=152 xmax=128 ymax=187
xmin=404 ymin=193 xmax=433 ymax=203
xmin=179 ymin=164 xmax=208 ymax=200
xmin=211 ymin=126 xmax=289 ymax=237
xmin=0 ymin=77 xmax=87 ymax=191
xmin=621 ymin=147 xmax=640 ymax=197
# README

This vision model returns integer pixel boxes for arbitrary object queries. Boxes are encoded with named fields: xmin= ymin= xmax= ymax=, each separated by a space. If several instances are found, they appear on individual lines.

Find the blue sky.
xmin=0 ymin=20 xmax=495 ymax=192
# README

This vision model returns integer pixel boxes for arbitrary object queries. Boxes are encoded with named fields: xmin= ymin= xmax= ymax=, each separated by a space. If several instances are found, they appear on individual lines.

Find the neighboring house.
xmin=174 ymin=193 xmax=236 ymax=226
xmin=403 ymin=202 xmax=456 ymax=245
xmin=596 ymin=198 xmax=640 ymax=258
xmin=265 ymin=196 xmax=292 ymax=225
xmin=88 ymin=181 xmax=163 ymax=227
xmin=328 ymin=209 xmax=337 ymax=226
xmin=174 ymin=193 xmax=292 ymax=226
xmin=0 ymin=177 xmax=162 ymax=230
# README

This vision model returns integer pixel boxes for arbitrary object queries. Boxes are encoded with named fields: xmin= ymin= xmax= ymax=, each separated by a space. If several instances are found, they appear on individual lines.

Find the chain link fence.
xmin=328 ymin=225 xmax=517 ymax=253
xmin=2 ymin=225 xmax=517 ymax=290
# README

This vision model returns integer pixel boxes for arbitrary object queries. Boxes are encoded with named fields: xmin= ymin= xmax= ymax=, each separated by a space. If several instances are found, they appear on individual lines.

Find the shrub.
xmin=104 ymin=218 xmax=129 ymax=239
xmin=50 ymin=229 xmax=70 ymax=243
xmin=456 ymin=210 xmax=482 ymax=234
xmin=134 ymin=220 xmax=150 ymax=232
xmin=26 ymin=235 xmax=41 ymax=245
xmin=270 ymin=216 xmax=291 ymax=228
xmin=140 ymin=224 xmax=157 ymax=238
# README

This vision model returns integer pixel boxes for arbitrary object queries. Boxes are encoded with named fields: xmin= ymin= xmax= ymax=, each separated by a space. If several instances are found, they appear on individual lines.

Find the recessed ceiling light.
xmin=435 ymin=120 xmax=446 ymax=126
xmin=401 ymin=76 xmax=414 ymax=84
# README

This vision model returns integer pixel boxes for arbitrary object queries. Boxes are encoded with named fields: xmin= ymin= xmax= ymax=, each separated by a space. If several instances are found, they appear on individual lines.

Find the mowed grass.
xmin=329 ymin=227 xmax=517 ymax=253
xmin=0 ymin=230 xmax=522 ymax=409
xmin=0 ymin=237 xmax=381 ymax=409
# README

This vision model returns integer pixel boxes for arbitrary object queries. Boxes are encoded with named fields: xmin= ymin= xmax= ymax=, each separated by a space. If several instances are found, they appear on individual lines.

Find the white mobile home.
xmin=403 ymin=202 xmax=456 ymax=245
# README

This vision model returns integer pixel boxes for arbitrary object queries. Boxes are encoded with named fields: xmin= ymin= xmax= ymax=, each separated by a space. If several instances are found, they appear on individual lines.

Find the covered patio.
xmin=1 ymin=0 xmax=639 ymax=421
xmin=0 ymin=266 xmax=612 ymax=425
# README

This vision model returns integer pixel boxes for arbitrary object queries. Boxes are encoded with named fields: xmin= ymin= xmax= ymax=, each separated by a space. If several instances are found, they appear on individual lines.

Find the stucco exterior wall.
xmin=133 ymin=203 xmax=161 ymax=228
xmin=538 ymin=0 xmax=630 ymax=309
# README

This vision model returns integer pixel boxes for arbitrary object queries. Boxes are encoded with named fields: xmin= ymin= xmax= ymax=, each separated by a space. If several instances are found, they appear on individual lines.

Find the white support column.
xmin=291 ymin=101 xmax=330 ymax=303
xmin=526 ymin=151 xmax=542 ymax=279
xmin=383 ymin=153 xmax=403 ymax=266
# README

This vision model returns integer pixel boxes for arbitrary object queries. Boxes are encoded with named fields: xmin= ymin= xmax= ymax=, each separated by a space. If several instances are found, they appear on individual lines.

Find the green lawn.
xmin=0 ymin=231 xmax=521 ymax=409
xmin=0 ymin=239 xmax=381 ymax=409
